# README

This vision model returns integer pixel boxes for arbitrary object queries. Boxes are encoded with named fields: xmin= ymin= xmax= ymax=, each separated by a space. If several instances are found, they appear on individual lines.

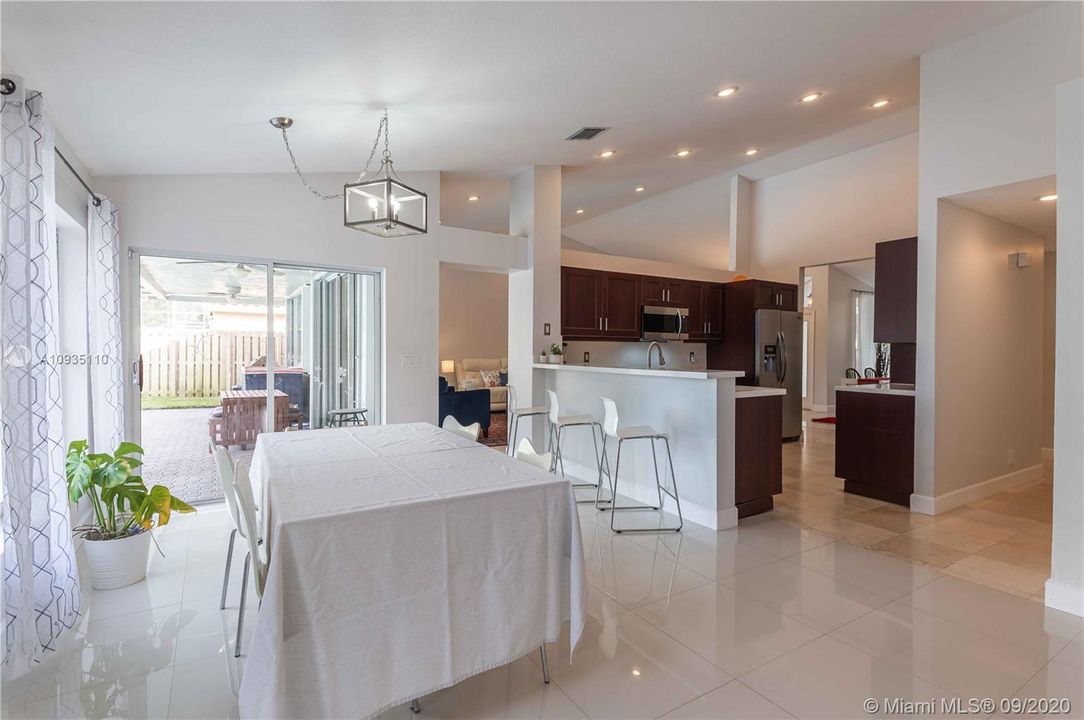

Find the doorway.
xmin=132 ymin=253 xmax=381 ymax=504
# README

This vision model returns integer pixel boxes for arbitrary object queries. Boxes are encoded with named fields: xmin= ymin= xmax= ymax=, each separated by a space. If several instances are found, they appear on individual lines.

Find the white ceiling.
xmin=832 ymin=259 xmax=877 ymax=288
xmin=3 ymin=1 xmax=1035 ymax=229
xmin=948 ymin=175 xmax=1058 ymax=246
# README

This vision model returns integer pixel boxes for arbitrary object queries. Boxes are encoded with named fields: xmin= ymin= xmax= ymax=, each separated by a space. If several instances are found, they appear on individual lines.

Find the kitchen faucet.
xmin=647 ymin=341 xmax=667 ymax=369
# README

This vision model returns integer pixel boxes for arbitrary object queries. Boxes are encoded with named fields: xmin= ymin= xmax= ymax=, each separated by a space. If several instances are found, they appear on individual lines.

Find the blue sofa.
xmin=438 ymin=377 xmax=491 ymax=437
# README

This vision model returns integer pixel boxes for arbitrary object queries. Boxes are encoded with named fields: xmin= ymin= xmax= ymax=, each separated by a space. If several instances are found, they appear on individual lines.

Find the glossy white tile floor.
xmin=3 ymin=503 xmax=1082 ymax=719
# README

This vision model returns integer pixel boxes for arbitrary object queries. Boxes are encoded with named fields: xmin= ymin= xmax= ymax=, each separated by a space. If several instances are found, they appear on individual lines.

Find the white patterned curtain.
xmin=88 ymin=197 xmax=125 ymax=452
xmin=1 ymin=77 xmax=81 ymax=675
xmin=852 ymin=290 xmax=876 ymax=374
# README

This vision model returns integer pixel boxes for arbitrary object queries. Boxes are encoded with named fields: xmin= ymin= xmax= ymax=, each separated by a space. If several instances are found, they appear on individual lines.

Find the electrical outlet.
xmin=544 ymin=323 xmax=551 ymax=336
xmin=400 ymin=353 xmax=420 ymax=368
xmin=583 ymin=351 xmax=590 ymax=364
xmin=689 ymin=352 xmax=696 ymax=364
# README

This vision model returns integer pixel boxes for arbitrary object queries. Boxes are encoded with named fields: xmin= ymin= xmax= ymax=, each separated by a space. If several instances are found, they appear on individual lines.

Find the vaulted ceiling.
xmin=4 ymin=1 xmax=1034 ymax=232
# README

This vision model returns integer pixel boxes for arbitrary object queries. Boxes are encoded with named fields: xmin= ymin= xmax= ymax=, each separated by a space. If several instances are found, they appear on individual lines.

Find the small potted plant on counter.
xmin=65 ymin=440 xmax=195 ymax=590
xmin=548 ymin=343 xmax=564 ymax=364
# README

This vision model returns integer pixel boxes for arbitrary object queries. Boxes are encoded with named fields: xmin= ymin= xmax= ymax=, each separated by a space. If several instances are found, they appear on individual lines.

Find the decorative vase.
xmin=548 ymin=355 xmax=563 ymax=364
xmin=83 ymin=529 xmax=152 ymax=590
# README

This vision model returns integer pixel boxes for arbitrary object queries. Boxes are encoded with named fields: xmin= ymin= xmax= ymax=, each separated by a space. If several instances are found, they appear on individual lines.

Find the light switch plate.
xmin=400 ymin=353 xmax=420 ymax=368
xmin=544 ymin=323 xmax=551 ymax=336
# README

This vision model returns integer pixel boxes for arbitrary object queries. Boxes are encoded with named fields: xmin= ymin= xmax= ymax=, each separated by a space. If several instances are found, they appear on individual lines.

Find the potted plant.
xmin=548 ymin=343 xmax=564 ymax=364
xmin=65 ymin=440 xmax=195 ymax=590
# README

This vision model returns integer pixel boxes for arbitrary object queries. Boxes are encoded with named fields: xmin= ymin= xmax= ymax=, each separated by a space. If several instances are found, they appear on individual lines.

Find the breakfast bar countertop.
xmin=533 ymin=363 xmax=744 ymax=380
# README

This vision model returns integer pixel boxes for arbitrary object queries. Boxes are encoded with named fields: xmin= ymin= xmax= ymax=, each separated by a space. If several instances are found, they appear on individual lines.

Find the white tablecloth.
xmin=239 ymin=423 xmax=587 ymax=720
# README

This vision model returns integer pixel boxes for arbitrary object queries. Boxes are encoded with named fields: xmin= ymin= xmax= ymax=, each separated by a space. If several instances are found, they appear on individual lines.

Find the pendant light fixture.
xmin=271 ymin=109 xmax=427 ymax=237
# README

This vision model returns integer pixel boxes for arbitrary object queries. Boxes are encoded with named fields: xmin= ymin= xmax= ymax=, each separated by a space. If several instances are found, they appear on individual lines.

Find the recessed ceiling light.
xmin=467 ymin=195 xmax=480 ymax=202
xmin=871 ymin=98 xmax=891 ymax=109
xmin=1038 ymin=194 xmax=1058 ymax=202
xmin=674 ymin=149 xmax=691 ymax=157
xmin=799 ymin=92 xmax=823 ymax=103
xmin=745 ymin=147 xmax=759 ymax=156
xmin=715 ymin=86 xmax=739 ymax=98
xmin=635 ymin=186 xmax=645 ymax=192
xmin=575 ymin=208 xmax=585 ymax=214
xmin=631 ymin=669 xmax=641 ymax=677
xmin=598 ymin=150 xmax=616 ymax=159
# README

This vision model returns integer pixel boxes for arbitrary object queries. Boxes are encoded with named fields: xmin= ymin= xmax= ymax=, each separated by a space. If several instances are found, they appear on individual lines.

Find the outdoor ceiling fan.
xmin=176 ymin=260 xmax=284 ymax=276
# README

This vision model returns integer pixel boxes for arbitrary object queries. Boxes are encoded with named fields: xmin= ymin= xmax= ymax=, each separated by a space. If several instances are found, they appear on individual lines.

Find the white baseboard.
xmin=910 ymin=464 xmax=1043 ymax=515
xmin=559 ymin=457 xmax=736 ymax=530
xmin=1041 ymin=447 xmax=1054 ymax=465
xmin=812 ymin=404 xmax=835 ymax=414
xmin=1045 ymin=578 xmax=1084 ymax=617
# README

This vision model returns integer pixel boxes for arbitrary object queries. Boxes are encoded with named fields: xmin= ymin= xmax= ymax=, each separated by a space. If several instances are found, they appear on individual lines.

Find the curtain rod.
xmin=55 ymin=147 xmax=102 ymax=207
xmin=0 ymin=76 xmax=102 ymax=207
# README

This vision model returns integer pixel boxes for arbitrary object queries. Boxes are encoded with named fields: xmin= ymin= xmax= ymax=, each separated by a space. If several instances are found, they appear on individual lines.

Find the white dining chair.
xmin=515 ymin=438 xmax=553 ymax=472
xmin=213 ymin=446 xmax=244 ymax=611
xmin=442 ymin=415 xmax=481 ymax=442
xmin=232 ymin=463 xmax=269 ymax=658
xmin=506 ymin=385 xmax=548 ymax=456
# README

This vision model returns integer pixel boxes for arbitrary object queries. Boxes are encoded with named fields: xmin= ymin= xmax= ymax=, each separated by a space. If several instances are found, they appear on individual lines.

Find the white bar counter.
xmin=533 ymin=363 xmax=783 ymax=529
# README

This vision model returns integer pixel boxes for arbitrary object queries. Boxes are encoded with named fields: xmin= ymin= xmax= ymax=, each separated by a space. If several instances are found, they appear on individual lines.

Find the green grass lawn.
xmin=141 ymin=395 xmax=219 ymax=410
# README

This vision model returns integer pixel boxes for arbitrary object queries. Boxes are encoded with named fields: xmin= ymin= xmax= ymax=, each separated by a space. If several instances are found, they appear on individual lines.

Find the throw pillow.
xmin=498 ymin=370 xmax=508 ymax=386
xmin=479 ymin=369 xmax=502 ymax=388
xmin=458 ymin=378 xmax=478 ymax=391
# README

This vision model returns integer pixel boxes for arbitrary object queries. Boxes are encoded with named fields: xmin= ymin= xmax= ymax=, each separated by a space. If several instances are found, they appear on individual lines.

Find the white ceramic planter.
xmin=83 ymin=530 xmax=152 ymax=590
xmin=547 ymin=355 xmax=563 ymax=364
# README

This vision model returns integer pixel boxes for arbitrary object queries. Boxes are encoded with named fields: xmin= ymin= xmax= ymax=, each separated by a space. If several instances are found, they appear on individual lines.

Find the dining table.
xmin=238 ymin=422 xmax=587 ymax=720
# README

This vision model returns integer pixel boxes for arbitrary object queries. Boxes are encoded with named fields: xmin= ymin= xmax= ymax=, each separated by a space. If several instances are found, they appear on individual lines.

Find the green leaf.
xmin=115 ymin=441 xmax=144 ymax=458
xmin=97 ymin=460 xmax=132 ymax=488
xmin=146 ymin=485 xmax=172 ymax=526
xmin=169 ymin=495 xmax=196 ymax=514
xmin=68 ymin=439 xmax=88 ymax=455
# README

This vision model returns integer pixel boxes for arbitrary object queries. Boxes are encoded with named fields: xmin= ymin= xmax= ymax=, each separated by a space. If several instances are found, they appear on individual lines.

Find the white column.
xmin=728 ymin=174 xmax=752 ymax=274
xmin=508 ymin=166 xmax=562 ymax=447
xmin=1048 ymin=78 xmax=1084 ymax=617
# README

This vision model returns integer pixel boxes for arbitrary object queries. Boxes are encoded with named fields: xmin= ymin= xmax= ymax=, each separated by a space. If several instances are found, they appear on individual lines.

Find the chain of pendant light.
xmin=278 ymin=109 xmax=399 ymax=200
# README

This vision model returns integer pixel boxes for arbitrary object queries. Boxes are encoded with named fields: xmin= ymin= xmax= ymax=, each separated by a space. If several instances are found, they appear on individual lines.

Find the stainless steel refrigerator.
xmin=754 ymin=309 xmax=803 ymax=440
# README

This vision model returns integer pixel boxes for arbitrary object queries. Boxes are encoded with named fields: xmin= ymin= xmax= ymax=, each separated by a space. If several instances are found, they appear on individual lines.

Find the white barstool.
xmin=546 ymin=389 xmax=608 ymax=504
xmin=595 ymin=396 xmax=683 ymax=533
xmin=506 ymin=385 xmax=548 ymax=456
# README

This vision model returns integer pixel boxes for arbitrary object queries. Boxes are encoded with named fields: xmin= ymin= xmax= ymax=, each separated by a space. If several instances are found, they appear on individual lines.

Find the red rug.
xmin=811 ymin=416 xmax=837 ymax=424
xmin=480 ymin=411 xmax=508 ymax=448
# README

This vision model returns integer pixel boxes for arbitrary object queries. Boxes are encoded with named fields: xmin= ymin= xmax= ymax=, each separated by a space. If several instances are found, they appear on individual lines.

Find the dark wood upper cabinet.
xmin=708 ymin=279 xmax=797 ymax=375
xmin=642 ymin=277 xmax=685 ymax=306
xmin=561 ymin=266 xmax=724 ymax=341
xmin=703 ymin=283 xmax=725 ymax=339
xmin=600 ymin=272 xmax=641 ymax=338
xmin=561 ymin=267 xmax=604 ymax=337
xmin=873 ymin=237 xmax=918 ymax=344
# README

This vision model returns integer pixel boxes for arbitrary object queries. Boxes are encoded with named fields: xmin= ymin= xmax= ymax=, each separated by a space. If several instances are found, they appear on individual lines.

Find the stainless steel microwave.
xmin=641 ymin=305 xmax=689 ymax=341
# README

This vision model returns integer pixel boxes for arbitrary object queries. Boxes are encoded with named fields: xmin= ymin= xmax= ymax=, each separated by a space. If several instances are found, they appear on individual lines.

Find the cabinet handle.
xmin=599 ymin=317 xmax=603 ymax=331
xmin=605 ymin=317 xmax=609 ymax=331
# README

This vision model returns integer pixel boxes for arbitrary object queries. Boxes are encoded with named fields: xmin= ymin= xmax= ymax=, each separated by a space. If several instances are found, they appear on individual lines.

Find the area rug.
xmin=811 ymin=416 xmax=837 ymax=424
xmin=480 ymin=411 xmax=508 ymax=448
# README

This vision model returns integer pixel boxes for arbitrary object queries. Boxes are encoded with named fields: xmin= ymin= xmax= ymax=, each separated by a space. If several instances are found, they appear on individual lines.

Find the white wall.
xmin=803 ymin=266 xmax=830 ymax=411
xmin=438 ymin=265 xmax=508 ymax=365
xmin=1042 ymin=250 xmax=1056 ymax=451
xmin=750 ymin=133 xmax=918 ymax=282
xmin=827 ymin=266 xmax=873 ymax=406
xmin=94 ymin=172 xmax=527 ymax=431
xmin=561 ymin=248 xmax=736 ymax=284
xmin=933 ymin=201 xmax=1045 ymax=498
xmin=914 ymin=2 xmax=1083 ymax=508
xmin=1049 ymin=78 xmax=1084 ymax=616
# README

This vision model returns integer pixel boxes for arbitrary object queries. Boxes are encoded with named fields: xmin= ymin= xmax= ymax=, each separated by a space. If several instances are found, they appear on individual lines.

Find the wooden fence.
xmin=141 ymin=330 xmax=286 ymax=398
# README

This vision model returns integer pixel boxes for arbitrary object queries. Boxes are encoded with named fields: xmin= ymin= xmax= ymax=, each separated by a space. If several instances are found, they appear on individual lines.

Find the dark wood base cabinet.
xmin=735 ymin=395 xmax=783 ymax=518
xmin=835 ymin=390 xmax=915 ymax=506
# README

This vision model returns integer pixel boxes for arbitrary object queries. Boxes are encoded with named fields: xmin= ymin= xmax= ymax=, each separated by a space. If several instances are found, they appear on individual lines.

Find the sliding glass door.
xmin=133 ymin=253 xmax=381 ymax=504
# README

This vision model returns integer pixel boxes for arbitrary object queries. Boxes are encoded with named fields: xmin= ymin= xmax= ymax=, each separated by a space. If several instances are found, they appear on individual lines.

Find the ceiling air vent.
xmin=566 ymin=127 xmax=610 ymax=141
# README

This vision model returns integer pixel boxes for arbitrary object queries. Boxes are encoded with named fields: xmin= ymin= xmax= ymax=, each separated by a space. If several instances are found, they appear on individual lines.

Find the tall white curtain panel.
xmin=0 ymin=76 xmax=81 ymax=675
xmin=88 ymin=196 xmax=125 ymax=451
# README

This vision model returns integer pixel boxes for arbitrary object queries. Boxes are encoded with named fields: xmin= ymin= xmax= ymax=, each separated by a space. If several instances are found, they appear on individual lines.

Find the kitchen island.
xmin=533 ymin=363 xmax=785 ymax=529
